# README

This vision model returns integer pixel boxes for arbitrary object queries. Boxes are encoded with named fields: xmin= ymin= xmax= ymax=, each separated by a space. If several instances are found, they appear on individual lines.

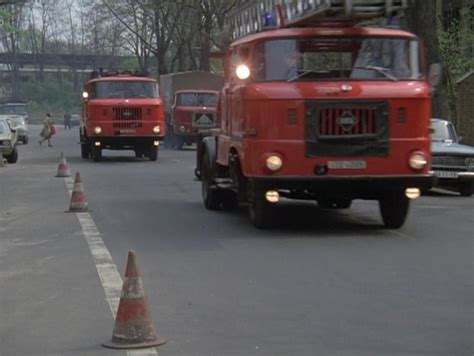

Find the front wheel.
xmin=378 ymin=193 xmax=410 ymax=229
xmin=22 ymin=136 xmax=29 ymax=144
xmin=81 ymin=143 xmax=90 ymax=159
xmin=201 ymin=151 xmax=222 ymax=210
xmin=248 ymin=182 xmax=275 ymax=229
xmin=91 ymin=145 xmax=102 ymax=162
xmin=6 ymin=147 xmax=18 ymax=164
xmin=148 ymin=145 xmax=158 ymax=161
xmin=458 ymin=183 xmax=473 ymax=197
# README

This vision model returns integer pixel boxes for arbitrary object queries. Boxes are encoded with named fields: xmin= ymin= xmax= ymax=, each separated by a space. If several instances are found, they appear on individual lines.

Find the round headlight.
xmin=266 ymin=155 xmax=283 ymax=171
xmin=236 ymin=64 xmax=251 ymax=80
xmin=405 ymin=188 xmax=421 ymax=200
xmin=409 ymin=152 xmax=428 ymax=170
xmin=82 ymin=91 xmax=89 ymax=99
xmin=265 ymin=190 xmax=280 ymax=203
xmin=153 ymin=125 xmax=161 ymax=134
xmin=94 ymin=126 xmax=102 ymax=135
xmin=179 ymin=125 xmax=186 ymax=133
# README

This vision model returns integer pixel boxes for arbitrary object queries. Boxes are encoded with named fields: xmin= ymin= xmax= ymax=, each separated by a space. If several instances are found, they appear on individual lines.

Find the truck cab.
xmin=80 ymin=72 xmax=165 ymax=161
xmin=168 ymin=89 xmax=219 ymax=149
xmin=197 ymin=0 xmax=437 ymax=229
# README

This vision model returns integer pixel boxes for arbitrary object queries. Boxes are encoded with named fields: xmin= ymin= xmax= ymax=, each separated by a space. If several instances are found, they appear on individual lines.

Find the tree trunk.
xmin=405 ymin=0 xmax=449 ymax=118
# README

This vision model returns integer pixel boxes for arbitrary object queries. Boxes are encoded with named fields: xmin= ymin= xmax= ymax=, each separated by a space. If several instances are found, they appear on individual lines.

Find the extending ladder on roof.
xmin=229 ymin=0 xmax=408 ymax=39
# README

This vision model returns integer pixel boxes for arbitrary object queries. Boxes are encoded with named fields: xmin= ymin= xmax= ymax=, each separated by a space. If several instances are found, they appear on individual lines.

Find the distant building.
xmin=456 ymin=71 xmax=474 ymax=145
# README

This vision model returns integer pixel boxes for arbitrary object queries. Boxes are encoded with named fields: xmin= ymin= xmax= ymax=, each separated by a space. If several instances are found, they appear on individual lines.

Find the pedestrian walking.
xmin=39 ymin=113 xmax=55 ymax=147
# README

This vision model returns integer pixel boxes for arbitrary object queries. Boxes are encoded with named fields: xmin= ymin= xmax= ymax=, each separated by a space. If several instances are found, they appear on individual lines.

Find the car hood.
xmin=0 ymin=132 xmax=12 ymax=140
xmin=432 ymin=141 xmax=474 ymax=156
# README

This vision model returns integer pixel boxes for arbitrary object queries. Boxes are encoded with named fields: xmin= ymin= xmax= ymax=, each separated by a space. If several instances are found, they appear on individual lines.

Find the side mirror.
xmin=458 ymin=136 xmax=463 ymax=143
xmin=429 ymin=63 xmax=442 ymax=88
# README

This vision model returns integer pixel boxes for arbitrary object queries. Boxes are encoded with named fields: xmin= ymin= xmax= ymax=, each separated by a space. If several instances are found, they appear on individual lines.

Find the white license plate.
xmin=328 ymin=160 xmax=367 ymax=169
xmin=433 ymin=171 xmax=458 ymax=178
xmin=119 ymin=129 xmax=136 ymax=135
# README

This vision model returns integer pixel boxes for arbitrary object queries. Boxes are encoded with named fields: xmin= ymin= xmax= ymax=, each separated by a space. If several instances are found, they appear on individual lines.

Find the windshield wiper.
xmin=287 ymin=70 xmax=321 ymax=82
xmin=353 ymin=66 xmax=398 ymax=81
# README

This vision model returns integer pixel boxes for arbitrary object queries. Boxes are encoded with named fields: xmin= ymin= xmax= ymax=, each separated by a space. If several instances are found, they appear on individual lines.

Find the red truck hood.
xmin=244 ymin=81 xmax=431 ymax=100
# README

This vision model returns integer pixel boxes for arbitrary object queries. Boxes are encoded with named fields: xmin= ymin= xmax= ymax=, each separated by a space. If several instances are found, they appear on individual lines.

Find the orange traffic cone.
xmin=67 ymin=172 xmax=89 ymax=212
xmin=56 ymin=152 xmax=71 ymax=177
xmin=103 ymin=251 xmax=166 ymax=349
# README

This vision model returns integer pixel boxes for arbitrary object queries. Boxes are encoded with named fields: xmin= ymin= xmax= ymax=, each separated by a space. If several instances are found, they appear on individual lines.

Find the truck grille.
xmin=305 ymin=100 xmax=389 ymax=157
xmin=319 ymin=108 xmax=376 ymax=137
xmin=112 ymin=107 xmax=143 ymax=129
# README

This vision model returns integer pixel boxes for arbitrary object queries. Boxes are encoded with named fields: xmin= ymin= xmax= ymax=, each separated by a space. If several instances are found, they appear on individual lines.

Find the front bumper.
xmin=251 ymin=174 xmax=436 ymax=199
xmin=83 ymin=135 xmax=164 ymax=150
xmin=430 ymin=170 xmax=474 ymax=185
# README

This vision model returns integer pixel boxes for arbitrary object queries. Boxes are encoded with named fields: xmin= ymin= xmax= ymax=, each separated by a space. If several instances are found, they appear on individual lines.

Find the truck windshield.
xmin=1 ymin=105 xmax=28 ymax=115
xmin=176 ymin=93 xmax=217 ymax=107
xmin=253 ymin=37 xmax=421 ymax=82
xmin=93 ymin=81 xmax=159 ymax=99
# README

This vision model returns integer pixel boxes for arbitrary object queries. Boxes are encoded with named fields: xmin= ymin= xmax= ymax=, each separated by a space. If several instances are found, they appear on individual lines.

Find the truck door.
xmin=228 ymin=46 xmax=249 ymax=139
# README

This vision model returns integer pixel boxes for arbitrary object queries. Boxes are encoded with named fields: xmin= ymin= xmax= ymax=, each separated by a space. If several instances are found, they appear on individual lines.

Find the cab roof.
xmin=231 ymin=27 xmax=417 ymax=47
xmin=88 ymin=75 xmax=157 ymax=84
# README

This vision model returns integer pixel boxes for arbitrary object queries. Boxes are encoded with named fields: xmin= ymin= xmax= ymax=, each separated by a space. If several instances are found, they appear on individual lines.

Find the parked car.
xmin=8 ymin=115 xmax=29 ymax=144
xmin=0 ymin=116 xmax=19 ymax=163
xmin=430 ymin=118 xmax=474 ymax=196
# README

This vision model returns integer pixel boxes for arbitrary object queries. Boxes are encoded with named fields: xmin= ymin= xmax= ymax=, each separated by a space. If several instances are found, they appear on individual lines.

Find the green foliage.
xmin=438 ymin=12 xmax=474 ymax=122
xmin=16 ymin=80 xmax=80 ymax=120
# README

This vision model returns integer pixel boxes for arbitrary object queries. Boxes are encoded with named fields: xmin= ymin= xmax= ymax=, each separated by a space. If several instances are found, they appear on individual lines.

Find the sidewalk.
xmin=0 ymin=126 xmax=118 ymax=356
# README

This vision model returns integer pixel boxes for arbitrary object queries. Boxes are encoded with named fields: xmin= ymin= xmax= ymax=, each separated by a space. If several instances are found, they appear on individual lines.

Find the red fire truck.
xmin=196 ymin=0 xmax=438 ymax=229
xmin=159 ymin=72 xmax=223 ymax=150
xmin=80 ymin=71 xmax=165 ymax=161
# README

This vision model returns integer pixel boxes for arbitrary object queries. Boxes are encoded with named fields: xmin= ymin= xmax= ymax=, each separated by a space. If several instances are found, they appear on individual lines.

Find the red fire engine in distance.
xmin=80 ymin=71 xmax=165 ymax=161
xmin=196 ymin=0 xmax=438 ymax=229
xmin=168 ymin=89 xmax=220 ymax=149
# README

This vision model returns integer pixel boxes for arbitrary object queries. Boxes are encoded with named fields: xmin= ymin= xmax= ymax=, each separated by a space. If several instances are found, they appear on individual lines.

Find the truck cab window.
xmin=92 ymin=81 xmax=159 ymax=99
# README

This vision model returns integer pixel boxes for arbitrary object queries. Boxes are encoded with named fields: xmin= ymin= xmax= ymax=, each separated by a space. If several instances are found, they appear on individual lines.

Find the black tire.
xmin=6 ymin=147 xmax=18 ymax=164
xmin=459 ymin=183 xmax=473 ymax=197
xmin=379 ymin=193 xmax=410 ymax=229
xmin=148 ymin=145 xmax=158 ymax=161
xmin=318 ymin=198 xmax=352 ymax=209
xmin=194 ymin=168 xmax=201 ymax=180
xmin=248 ymin=182 xmax=275 ymax=229
xmin=91 ymin=146 xmax=102 ymax=162
xmin=81 ymin=143 xmax=90 ymax=159
xmin=22 ymin=136 xmax=29 ymax=144
xmin=221 ymin=190 xmax=239 ymax=210
xmin=201 ymin=151 xmax=222 ymax=210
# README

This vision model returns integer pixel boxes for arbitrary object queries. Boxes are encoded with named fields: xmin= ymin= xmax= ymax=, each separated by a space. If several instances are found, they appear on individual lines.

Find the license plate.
xmin=433 ymin=170 xmax=458 ymax=178
xmin=119 ymin=129 xmax=136 ymax=135
xmin=328 ymin=160 xmax=367 ymax=169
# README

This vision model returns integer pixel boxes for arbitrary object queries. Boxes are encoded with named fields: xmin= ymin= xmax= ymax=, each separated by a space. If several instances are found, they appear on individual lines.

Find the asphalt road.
xmin=0 ymin=125 xmax=472 ymax=356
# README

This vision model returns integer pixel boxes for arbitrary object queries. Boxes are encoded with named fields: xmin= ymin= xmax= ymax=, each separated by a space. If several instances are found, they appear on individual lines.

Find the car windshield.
xmin=0 ymin=121 xmax=8 ymax=133
xmin=11 ymin=117 xmax=25 ymax=125
xmin=252 ymin=37 xmax=421 ymax=82
xmin=1 ymin=105 xmax=28 ymax=115
xmin=430 ymin=120 xmax=458 ymax=142
xmin=93 ymin=81 xmax=159 ymax=99
xmin=176 ymin=93 xmax=217 ymax=107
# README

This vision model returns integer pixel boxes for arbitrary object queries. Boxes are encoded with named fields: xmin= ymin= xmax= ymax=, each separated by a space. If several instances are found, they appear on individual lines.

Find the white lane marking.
xmin=65 ymin=177 xmax=158 ymax=356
